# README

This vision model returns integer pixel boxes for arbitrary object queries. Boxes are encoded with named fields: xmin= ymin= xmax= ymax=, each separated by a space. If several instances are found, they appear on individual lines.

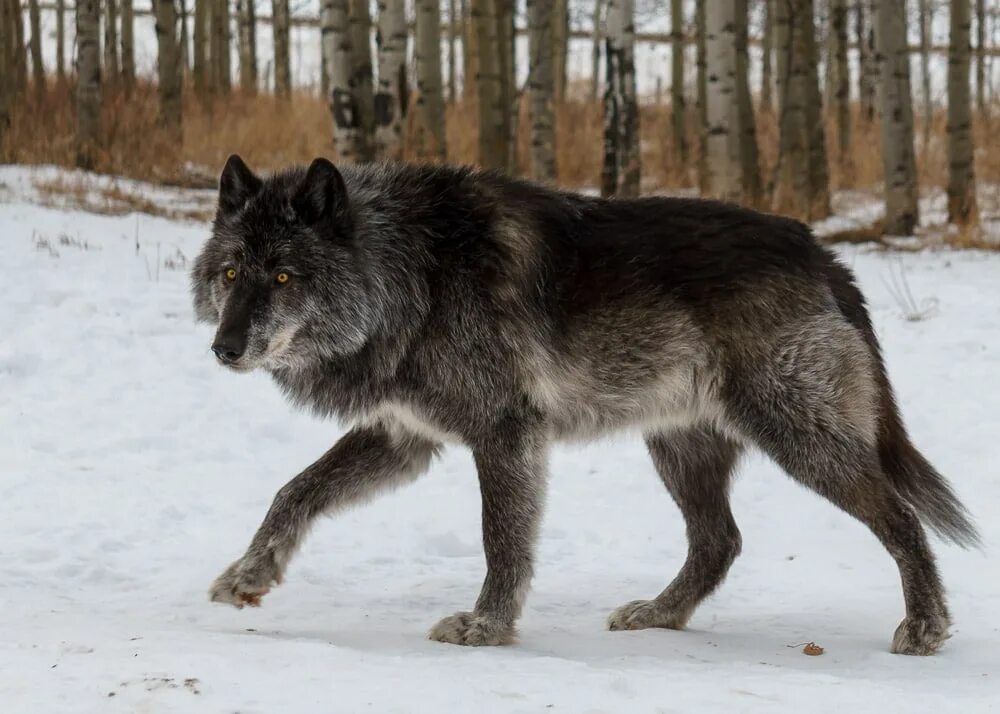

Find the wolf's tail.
xmin=823 ymin=255 xmax=980 ymax=548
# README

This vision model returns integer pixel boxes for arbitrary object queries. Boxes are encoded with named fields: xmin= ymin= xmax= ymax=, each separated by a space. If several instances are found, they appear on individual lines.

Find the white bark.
xmin=601 ymin=0 xmax=639 ymax=197
xmin=414 ymin=0 xmax=446 ymax=160
xmin=875 ymin=0 xmax=919 ymax=235
xmin=947 ymin=0 xmax=978 ymax=226
xmin=375 ymin=0 xmax=406 ymax=158
xmin=705 ymin=1 xmax=741 ymax=201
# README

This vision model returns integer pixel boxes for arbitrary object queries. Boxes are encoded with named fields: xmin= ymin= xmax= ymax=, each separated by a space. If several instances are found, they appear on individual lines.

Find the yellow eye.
xmin=276 ymin=272 xmax=290 ymax=285
xmin=225 ymin=268 xmax=237 ymax=281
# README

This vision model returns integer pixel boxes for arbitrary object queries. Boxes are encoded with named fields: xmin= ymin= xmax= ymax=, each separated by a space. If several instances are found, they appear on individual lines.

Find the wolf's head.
xmin=191 ymin=155 xmax=376 ymax=372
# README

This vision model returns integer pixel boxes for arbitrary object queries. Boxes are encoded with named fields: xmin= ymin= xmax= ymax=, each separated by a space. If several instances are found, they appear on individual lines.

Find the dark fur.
xmin=192 ymin=156 xmax=977 ymax=654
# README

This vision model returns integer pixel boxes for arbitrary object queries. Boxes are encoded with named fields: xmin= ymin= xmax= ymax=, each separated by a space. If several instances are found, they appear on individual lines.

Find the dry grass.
xmin=2 ymin=79 xmax=998 ymax=247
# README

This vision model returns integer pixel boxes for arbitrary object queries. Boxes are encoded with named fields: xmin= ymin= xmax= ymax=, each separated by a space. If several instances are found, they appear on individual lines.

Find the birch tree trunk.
xmin=0 ymin=0 xmax=11 ymax=138
xmin=76 ymin=0 xmax=102 ymax=168
xmin=761 ymin=0 xmax=773 ymax=112
xmin=56 ymin=0 xmax=66 ymax=82
xmin=349 ymin=0 xmax=375 ymax=160
xmin=28 ymin=0 xmax=44 ymax=102
xmin=496 ymin=1 xmax=516 ymax=169
xmin=856 ymin=0 xmax=876 ymax=121
xmin=590 ymin=0 xmax=604 ymax=102
xmin=121 ymin=0 xmax=135 ymax=94
xmin=105 ymin=0 xmax=120 ymax=83
xmin=601 ymin=0 xmax=639 ymax=197
xmin=552 ymin=0 xmax=568 ymax=101
xmin=735 ymin=0 xmax=761 ymax=205
xmin=473 ymin=0 xmax=508 ymax=169
xmin=211 ymin=0 xmax=231 ymax=93
xmin=948 ymin=0 xmax=978 ymax=226
xmin=154 ymin=0 xmax=182 ymax=135
xmin=447 ymin=0 xmax=457 ymax=103
xmin=527 ymin=0 xmax=556 ymax=181
xmin=178 ymin=0 xmax=189 ymax=72
xmin=375 ymin=0 xmax=406 ymax=158
xmin=414 ymin=0 xmax=446 ymax=161
xmin=773 ymin=0 xmax=829 ymax=219
xmin=974 ymin=0 xmax=985 ymax=112
xmin=323 ymin=0 xmax=371 ymax=162
xmin=193 ymin=0 xmax=208 ymax=95
xmin=705 ymin=1 xmax=741 ymax=201
xmin=272 ymin=0 xmax=290 ymax=97
xmin=918 ymin=0 xmax=933 ymax=145
xmin=237 ymin=0 xmax=258 ymax=93
xmin=695 ymin=0 xmax=707 ymax=193
xmin=831 ymin=0 xmax=852 ymax=173
xmin=12 ymin=0 xmax=27 ymax=95
xmin=670 ymin=0 xmax=686 ymax=163
xmin=875 ymin=0 xmax=919 ymax=235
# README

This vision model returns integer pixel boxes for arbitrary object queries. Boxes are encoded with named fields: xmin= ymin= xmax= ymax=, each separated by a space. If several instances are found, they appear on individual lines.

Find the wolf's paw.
xmin=607 ymin=599 xmax=690 ymax=631
xmin=890 ymin=615 xmax=951 ymax=656
xmin=428 ymin=611 xmax=516 ymax=646
xmin=208 ymin=554 xmax=283 ymax=609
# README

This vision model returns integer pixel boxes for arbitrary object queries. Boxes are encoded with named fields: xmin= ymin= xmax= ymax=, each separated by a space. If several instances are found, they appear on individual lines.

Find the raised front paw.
xmin=209 ymin=554 xmax=283 ymax=609
xmin=428 ymin=611 xmax=517 ymax=646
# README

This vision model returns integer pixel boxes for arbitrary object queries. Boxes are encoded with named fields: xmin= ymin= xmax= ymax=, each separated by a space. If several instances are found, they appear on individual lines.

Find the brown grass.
xmin=3 ymin=79 xmax=998 ymax=242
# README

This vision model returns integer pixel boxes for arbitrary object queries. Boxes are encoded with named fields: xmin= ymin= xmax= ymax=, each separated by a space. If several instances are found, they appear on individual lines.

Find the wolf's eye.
xmin=275 ymin=272 xmax=290 ymax=285
xmin=225 ymin=268 xmax=237 ymax=281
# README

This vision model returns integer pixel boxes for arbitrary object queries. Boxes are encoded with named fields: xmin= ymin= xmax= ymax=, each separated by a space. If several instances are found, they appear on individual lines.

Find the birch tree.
xmin=12 ymin=0 xmax=27 ymax=95
xmin=273 ymin=0 xmax=291 ymax=97
xmin=831 ymin=0 xmax=851 ymax=172
xmin=761 ymin=0 xmax=773 ymax=112
xmin=527 ymin=0 xmax=556 ymax=181
xmin=670 ymin=0 xmax=686 ymax=163
xmin=447 ymin=0 xmax=457 ymax=102
xmin=349 ymin=0 xmax=376 ymax=160
xmin=974 ymin=0 xmax=985 ymax=112
xmin=918 ymin=0 xmax=933 ymax=144
xmin=472 ymin=0 xmax=509 ymax=170
xmin=947 ymin=0 xmax=978 ymax=226
xmin=105 ymin=0 xmax=121 ymax=82
xmin=875 ymin=0 xmax=919 ymax=235
xmin=193 ymin=0 xmax=208 ymax=95
xmin=601 ymin=0 xmax=639 ymax=197
xmin=590 ymin=0 xmax=604 ymax=101
xmin=375 ymin=0 xmax=407 ymax=158
xmin=496 ymin=1 xmax=516 ymax=169
xmin=773 ymin=0 xmax=830 ymax=219
xmin=552 ymin=0 xmax=568 ymax=101
xmin=237 ymin=0 xmax=258 ymax=93
xmin=55 ymin=0 xmax=66 ymax=82
xmin=28 ymin=0 xmax=44 ymax=102
xmin=76 ymin=0 xmax=102 ymax=168
xmin=323 ymin=0 xmax=372 ymax=162
xmin=414 ymin=0 xmax=447 ymax=161
xmin=735 ymin=0 xmax=761 ymax=205
xmin=0 ymin=0 xmax=18 ymax=134
xmin=704 ymin=2 xmax=741 ymax=201
xmin=856 ymin=0 xmax=876 ymax=121
xmin=121 ymin=0 xmax=136 ymax=94
xmin=154 ymin=0 xmax=182 ymax=135
xmin=695 ymin=0 xmax=707 ymax=193
xmin=211 ymin=0 xmax=231 ymax=93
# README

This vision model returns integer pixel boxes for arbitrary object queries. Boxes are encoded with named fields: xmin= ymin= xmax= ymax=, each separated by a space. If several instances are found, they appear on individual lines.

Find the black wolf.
xmin=191 ymin=155 xmax=977 ymax=655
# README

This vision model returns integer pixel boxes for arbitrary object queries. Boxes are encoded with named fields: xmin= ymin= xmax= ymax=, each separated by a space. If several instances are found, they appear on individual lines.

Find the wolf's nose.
xmin=211 ymin=342 xmax=244 ymax=363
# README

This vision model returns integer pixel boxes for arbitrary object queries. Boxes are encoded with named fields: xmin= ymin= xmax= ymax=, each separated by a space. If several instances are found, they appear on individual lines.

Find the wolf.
xmin=191 ymin=154 xmax=978 ymax=655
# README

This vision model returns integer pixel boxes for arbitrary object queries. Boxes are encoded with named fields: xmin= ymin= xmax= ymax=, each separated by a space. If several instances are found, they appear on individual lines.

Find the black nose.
xmin=211 ymin=340 xmax=245 ymax=364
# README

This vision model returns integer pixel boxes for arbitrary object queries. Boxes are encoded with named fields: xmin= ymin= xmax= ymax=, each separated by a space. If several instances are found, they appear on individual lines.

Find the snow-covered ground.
xmin=1 ymin=165 xmax=998 ymax=712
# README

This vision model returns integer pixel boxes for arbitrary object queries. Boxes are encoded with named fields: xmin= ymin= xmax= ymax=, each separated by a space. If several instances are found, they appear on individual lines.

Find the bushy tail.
xmin=879 ymin=417 xmax=981 ymax=548
xmin=822 ymin=254 xmax=980 ymax=548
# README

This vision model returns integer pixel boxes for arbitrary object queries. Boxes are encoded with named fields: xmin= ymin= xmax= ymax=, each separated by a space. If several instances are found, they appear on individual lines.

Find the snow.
xmin=2 ymin=165 xmax=999 ymax=712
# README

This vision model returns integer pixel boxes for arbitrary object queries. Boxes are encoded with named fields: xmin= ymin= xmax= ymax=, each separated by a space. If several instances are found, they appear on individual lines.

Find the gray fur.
xmin=193 ymin=156 xmax=976 ymax=655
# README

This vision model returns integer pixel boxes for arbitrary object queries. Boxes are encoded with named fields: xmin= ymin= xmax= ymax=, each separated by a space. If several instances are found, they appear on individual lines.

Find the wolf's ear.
xmin=218 ymin=154 xmax=262 ymax=214
xmin=291 ymin=158 xmax=351 ymax=229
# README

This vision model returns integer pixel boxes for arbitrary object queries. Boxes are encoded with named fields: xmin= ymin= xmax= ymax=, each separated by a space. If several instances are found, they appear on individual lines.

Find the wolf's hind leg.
xmin=429 ymin=420 xmax=547 ymax=646
xmin=726 ymin=373 xmax=950 ymax=655
xmin=210 ymin=426 xmax=437 ymax=608
xmin=609 ymin=425 xmax=743 ymax=632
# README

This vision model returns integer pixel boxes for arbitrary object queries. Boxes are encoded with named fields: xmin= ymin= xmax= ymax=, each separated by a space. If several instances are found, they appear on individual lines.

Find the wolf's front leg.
xmin=210 ymin=426 xmax=437 ymax=608
xmin=429 ymin=420 xmax=548 ymax=646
